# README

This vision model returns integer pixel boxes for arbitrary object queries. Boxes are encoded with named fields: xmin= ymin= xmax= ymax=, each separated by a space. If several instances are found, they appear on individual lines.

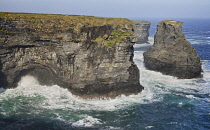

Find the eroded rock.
xmin=133 ymin=21 xmax=151 ymax=44
xmin=143 ymin=20 xmax=202 ymax=79
xmin=0 ymin=12 xmax=143 ymax=98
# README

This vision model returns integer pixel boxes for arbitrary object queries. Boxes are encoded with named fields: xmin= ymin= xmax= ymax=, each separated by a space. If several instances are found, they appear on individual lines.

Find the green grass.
xmin=111 ymin=30 xmax=132 ymax=36
xmin=93 ymin=29 xmax=133 ymax=48
xmin=0 ymin=13 xmax=6 ymax=17
xmin=93 ymin=36 xmax=126 ymax=48
xmin=0 ymin=12 xmax=133 ymax=33
xmin=107 ymin=42 xmax=113 ymax=48
xmin=159 ymin=20 xmax=183 ymax=27
xmin=0 ymin=12 xmax=134 ymax=47
xmin=0 ymin=29 xmax=13 ymax=34
xmin=0 ymin=12 xmax=132 ymax=27
xmin=67 ymin=27 xmax=75 ymax=31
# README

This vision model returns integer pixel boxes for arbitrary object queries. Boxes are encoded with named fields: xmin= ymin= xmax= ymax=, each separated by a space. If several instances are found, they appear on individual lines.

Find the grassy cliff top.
xmin=159 ymin=20 xmax=183 ymax=27
xmin=133 ymin=20 xmax=151 ymax=24
xmin=0 ymin=12 xmax=132 ymax=26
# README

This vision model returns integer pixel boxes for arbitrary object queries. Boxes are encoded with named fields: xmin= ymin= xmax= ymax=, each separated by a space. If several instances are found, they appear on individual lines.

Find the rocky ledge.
xmin=133 ymin=21 xmax=151 ymax=44
xmin=0 ymin=12 xmax=143 ymax=98
xmin=143 ymin=20 xmax=202 ymax=79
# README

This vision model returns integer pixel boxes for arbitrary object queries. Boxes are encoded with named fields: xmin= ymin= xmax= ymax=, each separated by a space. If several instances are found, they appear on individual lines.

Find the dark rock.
xmin=133 ymin=21 xmax=151 ymax=44
xmin=0 ymin=12 xmax=143 ymax=98
xmin=143 ymin=20 xmax=202 ymax=79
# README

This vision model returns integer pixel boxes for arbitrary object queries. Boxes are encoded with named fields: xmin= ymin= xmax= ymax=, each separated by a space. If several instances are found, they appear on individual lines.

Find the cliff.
xmin=0 ymin=12 xmax=143 ymax=98
xmin=133 ymin=21 xmax=150 ymax=44
xmin=143 ymin=20 xmax=202 ymax=79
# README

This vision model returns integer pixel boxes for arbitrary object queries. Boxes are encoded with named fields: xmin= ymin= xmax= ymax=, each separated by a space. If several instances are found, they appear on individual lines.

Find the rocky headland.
xmin=133 ymin=21 xmax=151 ymax=44
xmin=143 ymin=20 xmax=202 ymax=79
xmin=0 ymin=12 xmax=144 ymax=98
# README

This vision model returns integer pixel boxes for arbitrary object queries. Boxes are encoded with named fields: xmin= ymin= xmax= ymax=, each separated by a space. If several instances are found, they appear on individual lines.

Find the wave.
xmin=72 ymin=115 xmax=102 ymax=127
xmin=148 ymin=36 xmax=154 ymax=44
xmin=0 ymin=74 xmax=163 ymax=128
xmin=188 ymin=38 xmax=210 ymax=45
xmin=0 ymin=75 xmax=162 ymax=112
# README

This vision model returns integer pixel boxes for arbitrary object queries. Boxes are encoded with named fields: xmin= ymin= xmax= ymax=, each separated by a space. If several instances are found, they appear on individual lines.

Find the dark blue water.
xmin=0 ymin=18 xmax=210 ymax=130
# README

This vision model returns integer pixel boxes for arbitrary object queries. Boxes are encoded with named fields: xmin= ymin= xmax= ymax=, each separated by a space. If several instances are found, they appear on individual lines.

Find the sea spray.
xmin=0 ymin=72 xmax=163 ymax=128
xmin=2 ymin=75 xmax=161 ymax=111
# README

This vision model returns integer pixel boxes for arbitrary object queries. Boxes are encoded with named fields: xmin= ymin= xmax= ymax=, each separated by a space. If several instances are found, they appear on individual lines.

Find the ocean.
xmin=0 ymin=18 xmax=210 ymax=130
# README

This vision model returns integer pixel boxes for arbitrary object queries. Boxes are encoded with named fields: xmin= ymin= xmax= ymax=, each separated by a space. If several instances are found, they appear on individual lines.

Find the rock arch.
xmin=9 ymin=64 xmax=68 ymax=88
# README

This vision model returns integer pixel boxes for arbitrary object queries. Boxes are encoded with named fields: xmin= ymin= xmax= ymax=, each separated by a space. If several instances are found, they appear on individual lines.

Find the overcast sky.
xmin=0 ymin=0 xmax=210 ymax=19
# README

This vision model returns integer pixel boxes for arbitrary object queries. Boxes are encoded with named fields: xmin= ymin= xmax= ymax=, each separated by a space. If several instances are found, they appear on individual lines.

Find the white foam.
xmin=185 ymin=95 xmax=197 ymax=99
xmin=167 ymin=122 xmax=179 ymax=125
xmin=18 ymin=75 xmax=39 ymax=87
xmin=145 ymin=126 xmax=154 ymax=129
xmin=0 ymin=74 xmax=162 ymax=113
xmin=39 ymin=85 xmax=160 ymax=111
xmin=188 ymin=39 xmax=201 ymax=44
xmin=148 ymin=36 xmax=154 ymax=44
xmin=72 ymin=115 xmax=102 ymax=127
xmin=100 ymin=126 xmax=121 ymax=130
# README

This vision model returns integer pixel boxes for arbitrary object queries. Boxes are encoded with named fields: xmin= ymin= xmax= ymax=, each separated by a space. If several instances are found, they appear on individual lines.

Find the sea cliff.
xmin=143 ymin=20 xmax=202 ymax=79
xmin=133 ymin=21 xmax=150 ymax=44
xmin=0 ymin=12 xmax=144 ymax=98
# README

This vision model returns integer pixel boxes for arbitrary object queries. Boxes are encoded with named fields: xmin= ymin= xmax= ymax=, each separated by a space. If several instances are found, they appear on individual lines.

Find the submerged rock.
xmin=133 ymin=21 xmax=151 ymax=44
xmin=0 ymin=12 xmax=143 ymax=98
xmin=143 ymin=20 xmax=202 ymax=79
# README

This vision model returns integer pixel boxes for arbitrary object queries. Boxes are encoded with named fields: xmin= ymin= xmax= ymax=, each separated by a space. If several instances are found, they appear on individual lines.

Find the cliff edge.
xmin=0 ymin=12 xmax=143 ymax=98
xmin=143 ymin=20 xmax=202 ymax=79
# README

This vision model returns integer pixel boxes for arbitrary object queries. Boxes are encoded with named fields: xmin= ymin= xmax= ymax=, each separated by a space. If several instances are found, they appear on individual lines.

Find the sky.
xmin=0 ymin=0 xmax=210 ymax=19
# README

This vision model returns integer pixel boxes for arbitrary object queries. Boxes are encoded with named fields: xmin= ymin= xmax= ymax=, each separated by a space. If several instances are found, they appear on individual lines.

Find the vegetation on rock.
xmin=0 ymin=12 xmax=132 ymax=32
xmin=93 ymin=30 xmax=133 ymax=48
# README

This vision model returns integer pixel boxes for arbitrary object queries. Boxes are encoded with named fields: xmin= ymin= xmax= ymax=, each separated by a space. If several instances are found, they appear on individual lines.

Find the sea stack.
xmin=133 ymin=21 xmax=151 ymax=44
xmin=143 ymin=20 xmax=202 ymax=79
xmin=0 ymin=12 xmax=144 ymax=98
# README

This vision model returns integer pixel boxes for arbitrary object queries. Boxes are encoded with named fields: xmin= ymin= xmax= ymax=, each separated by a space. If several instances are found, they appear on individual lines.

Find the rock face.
xmin=133 ymin=21 xmax=150 ymax=44
xmin=0 ymin=12 xmax=143 ymax=98
xmin=143 ymin=20 xmax=202 ymax=79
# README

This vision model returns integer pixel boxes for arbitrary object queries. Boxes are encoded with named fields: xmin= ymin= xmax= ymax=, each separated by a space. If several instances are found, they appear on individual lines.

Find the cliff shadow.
xmin=0 ymin=60 xmax=8 ymax=88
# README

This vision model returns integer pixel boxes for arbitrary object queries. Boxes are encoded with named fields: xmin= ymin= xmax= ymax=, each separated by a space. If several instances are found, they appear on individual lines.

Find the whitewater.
xmin=0 ymin=18 xmax=210 ymax=129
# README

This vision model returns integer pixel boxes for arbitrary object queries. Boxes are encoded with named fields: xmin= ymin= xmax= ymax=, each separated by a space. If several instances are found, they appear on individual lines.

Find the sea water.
xmin=0 ymin=18 xmax=210 ymax=130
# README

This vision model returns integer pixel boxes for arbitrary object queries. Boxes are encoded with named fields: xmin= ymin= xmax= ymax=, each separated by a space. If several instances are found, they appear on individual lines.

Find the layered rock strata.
xmin=133 ymin=21 xmax=150 ymax=44
xmin=0 ymin=12 xmax=143 ymax=98
xmin=143 ymin=20 xmax=201 ymax=79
